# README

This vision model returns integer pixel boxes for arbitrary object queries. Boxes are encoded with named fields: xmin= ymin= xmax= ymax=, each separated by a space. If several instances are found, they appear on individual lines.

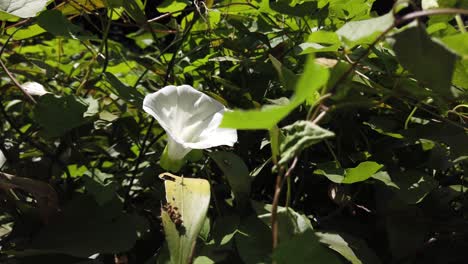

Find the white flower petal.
xmin=143 ymin=85 xmax=237 ymax=147
xmin=22 ymin=82 xmax=48 ymax=96
xmin=166 ymin=135 xmax=192 ymax=160
xmin=143 ymin=85 xmax=237 ymax=165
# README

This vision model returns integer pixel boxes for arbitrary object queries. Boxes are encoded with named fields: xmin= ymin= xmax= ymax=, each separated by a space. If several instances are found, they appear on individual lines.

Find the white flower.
xmin=143 ymin=85 xmax=237 ymax=171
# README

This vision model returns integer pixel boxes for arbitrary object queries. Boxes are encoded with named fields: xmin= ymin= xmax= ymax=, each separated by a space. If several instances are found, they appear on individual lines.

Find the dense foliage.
xmin=0 ymin=0 xmax=467 ymax=263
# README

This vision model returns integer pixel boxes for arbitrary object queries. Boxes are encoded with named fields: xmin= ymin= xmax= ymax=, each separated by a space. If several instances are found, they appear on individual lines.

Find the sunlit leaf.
xmin=279 ymin=120 xmax=334 ymax=165
xmin=442 ymin=33 xmax=468 ymax=58
xmin=315 ymin=161 xmax=383 ymax=184
xmin=160 ymin=173 xmax=210 ymax=264
xmin=336 ymin=12 xmax=394 ymax=48
xmin=317 ymin=232 xmax=382 ymax=264
xmin=157 ymin=0 xmax=189 ymax=15
xmin=221 ymin=56 xmax=329 ymax=129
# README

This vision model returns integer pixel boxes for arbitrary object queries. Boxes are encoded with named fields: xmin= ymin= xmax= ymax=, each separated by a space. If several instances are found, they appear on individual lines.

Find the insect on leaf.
xmin=160 ymin=173 xmax=211 ymax=264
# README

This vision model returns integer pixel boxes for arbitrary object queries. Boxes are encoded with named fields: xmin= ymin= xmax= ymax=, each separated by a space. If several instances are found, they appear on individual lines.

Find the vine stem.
xmin=0 ymin=58 xmax=36 ymax=104
xmin=271 ymin=108 xmax=327 ymax=250
xmin=271 ymin=156 xmax=299 ymax=249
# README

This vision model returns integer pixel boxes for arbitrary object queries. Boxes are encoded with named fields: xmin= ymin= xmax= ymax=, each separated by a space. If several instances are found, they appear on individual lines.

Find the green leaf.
xmin=317 ymin=232 xmax=382 ymax=264
xmin=157 ymin=0 xmax=189 ymax=14
xmin=299 ymin=31 xmax=341 ymax=53
xmin=0 ymin=0 xmax=47 ymax=18
xmin=315 ymin=161 xmax=383 ymax=184
xmin=452 ymin=59 xmax=468 ymax=89
xmin=272 ymin=230 xmax=343 ymax=264
xmin=336 ymin=12 xmax=394 ymax=48
xmin=221 ymin=56 xmax=329 ymax=130
xmin=34 ymin=94 xmax=90 ymax=137
xmin=220 ymin=104 xmax=295 ymax=130
xmin=260 ymin=0 xmax=319 ymax=17
xmin=104 ymin=72 xmax=144 ymax=107
xmin=293 ymin=55 xmax=330 ymax=105
xmin=160 ymin=173 xmax=211 ymax=264
xmin=279 ymin=120 xmax=335 ymax=165
xmin=252 ymin=201 xmax=313 ymax=242
xmin=29 ymin=195 xmax=139 ymax=257
xmin=393 ymin=24 xmax=458 ymax=97
xmin=441 ymin=33 xmax=468 ymax=58
xmin=235 ymin=214 xmax=272 ymax=264
xmin=6 ymin=24 xmax=46 ymax=40
xmin=342 ymin=161 xmax=384 ymax=184
xmin=269 ymin=54 xmax=298 ymax=91
xmin=36 ymin=10 xmax=82 ymax=37
xmin=209 ymin=151 xmax=251 ymax=212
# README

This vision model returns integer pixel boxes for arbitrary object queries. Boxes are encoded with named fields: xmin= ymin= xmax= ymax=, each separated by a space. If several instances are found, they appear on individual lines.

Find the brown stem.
xmin=271 ymin=156 xmax=299 ymax=250
xmin=0 ymin=59 xmax=36 ymax=104
xmin=397 ymin=8 xmax=468 ymax=23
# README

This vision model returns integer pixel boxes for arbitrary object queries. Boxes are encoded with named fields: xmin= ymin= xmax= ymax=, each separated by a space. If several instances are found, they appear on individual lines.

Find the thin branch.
xmin=271 ymin=156 xmax=299 ymax=249
xmin=397 ymin=8 xmax=468 ymax=23
xmin=0 ymin=58 xmax=37 ymax=104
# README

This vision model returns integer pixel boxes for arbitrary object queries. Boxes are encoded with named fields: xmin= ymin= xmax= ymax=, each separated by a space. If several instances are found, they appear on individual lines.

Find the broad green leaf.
xmin=220 ymin=103 xmax=294 ymax=130
xmin=317 ymin=233 xmax=361 ymax=264
xmin=272 ymin=230 xmax=343 ymax=264
xmin=393 ymin=24 xmax=458 ymax=97
xmin=252 ymin=201 xmax=313 ymax=242
xmin=269 ymin=54 xmax=298 ymax=91
xmin=336 ymin=12 xmax=394 ymax=48
xmin=235 ymin=214 xmax=272 ymax=264
xmin=0 ymin=11 xmax=19 ymax=21
xmin=29 ymin=195 xmax=139 ymax=257
xmin=317 ymin=232 xmax=382 ymax=264
xmin=104 ymin=72 xmax=144 ymax=107
xmin=453 ymin=59 xmax=468 ymax=89
xmin=221 ymin=56 xmax=329 ymax=130
xmin=157 ymin=0 xmax=189 ymax=15
xmin=372 ymin=171 xmax=399 ymax=189
xmin=342 ymin=161 xmax=384 ymax=184
xmin=299 ymin=31 xmax=341 ymax=53
xmin=315 ymin=161 xmax=383 ymax=184
xmin=57 ymin=0 xmax=106 ymax=16
xmin=34 ymin=94 xmax=90 ymax=137
xmin=193 ymin=256 xmax=215 ymax=264
xmin=260 ymin=0 xmax=319 ymax=17
xmin=293 ymin=55 xmax=330 ymax=105
xmin=308 ymin=31 xmax=340 ymax=45
xmin=0 ymin=0 xmax=47 ymax=18
xmin=6 ymin=24 xmax=46 ymax=40
xmin=209 ymin=151 xmax=251 ymax=212
xmin=441 ymin=33 xmax=468 ymax=58
xmin=159 ymin=173 xmax=210 ymax=264
xmin=279 ymin=120 xmax=335 ymax=165
xmin=37 ymin=10 xmax=82 ymax=37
